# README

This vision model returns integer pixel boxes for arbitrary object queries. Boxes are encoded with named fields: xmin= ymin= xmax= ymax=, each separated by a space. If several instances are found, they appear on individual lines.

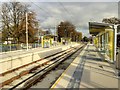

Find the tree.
xmin=17 ymin=11 xmax=38 ymax=43
xmin=57 ymin=21 xmax=76 ymax=42
xmin=1 ymin=2 xmax=38 ymax=43
xmin=57 ymin=21 xmax=82 ymax=42
xmin=102 ymin=17 xmax=120 ymax=24
xmin=75 ymin=32 xmax=82 ymax=42
xmin=1 ymin=2 xmax=26 ymax=43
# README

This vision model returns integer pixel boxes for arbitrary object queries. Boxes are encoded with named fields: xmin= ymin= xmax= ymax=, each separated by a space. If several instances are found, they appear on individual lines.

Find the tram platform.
xmin=1 ymin=43 xmax=77 ymax=59
xmin=1 ymin=43 xmax=80 ymax=88
xmin=51 ymin=44 xmax=120 ymax=89
xmin=0 ymin=43 xmax=79 ymax=74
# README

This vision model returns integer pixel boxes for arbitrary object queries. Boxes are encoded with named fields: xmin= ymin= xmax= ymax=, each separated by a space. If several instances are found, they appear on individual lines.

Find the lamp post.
xmin=26 ymin=12 xmax=28 ymax=51
xmin=26 ymin=11 xmax=33 ymax=50
xmin=38 ymin=29 xmax=40 ymax=47
xmin=37 ymin=21 xmax=41 ymax=47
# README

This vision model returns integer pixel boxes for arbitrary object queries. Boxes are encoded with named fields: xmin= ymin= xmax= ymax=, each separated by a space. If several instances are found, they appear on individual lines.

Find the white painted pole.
xmin=114 ymin=25 xmax=117 ymax=62
xmin=38 ymin=29 xmax=39 ymax=47
xmin=26 ymin=12 xmax=28 ymax=51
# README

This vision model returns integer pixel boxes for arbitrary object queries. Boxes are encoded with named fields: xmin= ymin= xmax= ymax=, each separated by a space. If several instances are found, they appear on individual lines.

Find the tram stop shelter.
xmin=89 ymin=22 xmax=120 ymax=73
xmin=89 ymin=22 xmax=114 ymax=61
xmin=41 ymin=34 xmax=57 ymax=48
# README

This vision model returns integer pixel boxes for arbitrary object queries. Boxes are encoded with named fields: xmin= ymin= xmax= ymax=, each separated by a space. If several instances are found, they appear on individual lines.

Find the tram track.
xmin=31 ymin=44 xmax=86 ymax=89
xmin=0 ymin=47 xmax=73 ymax=88
xmin=1 ymin=44 xmax=86 ymax=90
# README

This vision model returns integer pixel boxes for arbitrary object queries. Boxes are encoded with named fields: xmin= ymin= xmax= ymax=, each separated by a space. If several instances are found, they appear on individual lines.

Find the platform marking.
xmin=50 ymin=45 xmax=88 ymax=89
xmin=67 ymin=45 xmax=88 ymax=88
xmin=50 ymin=46 xmax=83 ymax=89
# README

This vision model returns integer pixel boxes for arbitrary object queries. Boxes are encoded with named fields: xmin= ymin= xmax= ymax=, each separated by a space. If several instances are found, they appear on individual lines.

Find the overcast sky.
xmin=0 ymin=0 xmax=120 ymax=2
xmin=29 ymin=2 xmax=118 ymax=36
xmin=0 ymin=0 xmax=119 ymax=36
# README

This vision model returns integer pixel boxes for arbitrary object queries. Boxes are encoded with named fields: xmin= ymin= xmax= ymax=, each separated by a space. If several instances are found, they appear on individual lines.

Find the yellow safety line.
xmin=50 ymin=61 xmax=72 ymax=89
xmin=50 ymin=45 xmax=83 ymax=89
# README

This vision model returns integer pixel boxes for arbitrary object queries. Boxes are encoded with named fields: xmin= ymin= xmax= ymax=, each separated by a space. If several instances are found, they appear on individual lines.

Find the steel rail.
xmin=9 ymin=45 xmax=85 ymax=90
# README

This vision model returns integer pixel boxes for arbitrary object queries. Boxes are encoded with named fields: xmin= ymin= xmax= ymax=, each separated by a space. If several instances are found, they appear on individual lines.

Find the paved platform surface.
xmin=51 ymin=44 xmax=120 ymax=89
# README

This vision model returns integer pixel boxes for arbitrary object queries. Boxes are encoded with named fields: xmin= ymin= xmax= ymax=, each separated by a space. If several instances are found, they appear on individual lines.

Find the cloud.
xmin=30 ymin=2 xmax=118 ymax=36
xmin=40 ymin=17 xmax=63 ymax=28
xmin=1 ymin=1 xmax=118 ymax=36
xmin=41 ymin=17 xmax=57 ymax=28
xmin=1 ymin=0 xmax=119 ymax=2
xmin=49 ymin=7 xmax=62 ymax=15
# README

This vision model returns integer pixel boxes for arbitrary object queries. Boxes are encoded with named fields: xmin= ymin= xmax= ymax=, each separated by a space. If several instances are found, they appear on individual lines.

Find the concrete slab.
xmin=80 ymin=67 xmax=119 ymax=88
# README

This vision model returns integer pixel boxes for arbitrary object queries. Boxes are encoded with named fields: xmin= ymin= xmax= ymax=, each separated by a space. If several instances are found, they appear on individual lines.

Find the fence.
xmin=1 ymin=43 xmax=41 ymax=52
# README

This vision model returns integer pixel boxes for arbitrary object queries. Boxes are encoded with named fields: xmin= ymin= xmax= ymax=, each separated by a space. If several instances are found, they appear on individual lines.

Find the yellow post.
xmin=109 ymin=31 xmax=114 ymax=61
xmin=41 ymin=36 xmax=44 ymax=48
